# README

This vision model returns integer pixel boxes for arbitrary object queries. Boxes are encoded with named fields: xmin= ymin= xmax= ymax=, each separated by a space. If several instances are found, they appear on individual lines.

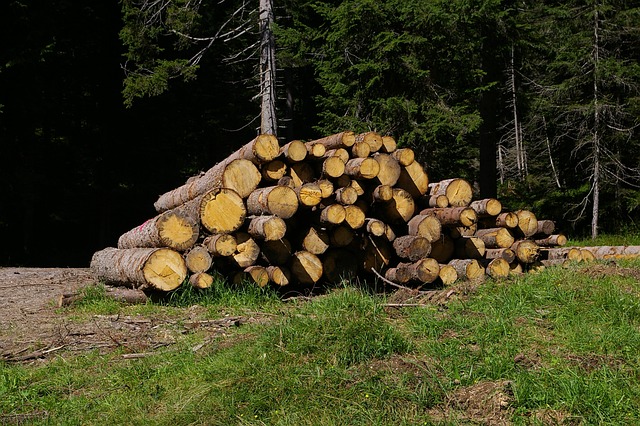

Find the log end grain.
xmin=200 ymin=188 xmax=247 ymax=234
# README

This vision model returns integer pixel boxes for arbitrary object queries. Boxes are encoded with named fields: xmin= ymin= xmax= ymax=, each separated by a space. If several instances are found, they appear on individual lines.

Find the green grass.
xmin=2 ymin=261 xmax=640 ymax=425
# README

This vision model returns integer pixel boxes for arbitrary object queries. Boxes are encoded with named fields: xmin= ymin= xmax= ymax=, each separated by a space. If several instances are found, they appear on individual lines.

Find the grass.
xmin=2 ymin=259 xmax=640 ymax=424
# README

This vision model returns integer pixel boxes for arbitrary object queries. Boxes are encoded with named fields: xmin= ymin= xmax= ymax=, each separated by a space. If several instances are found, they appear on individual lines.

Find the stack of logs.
xmin=89 ymin=131 xmax=624 ymax=293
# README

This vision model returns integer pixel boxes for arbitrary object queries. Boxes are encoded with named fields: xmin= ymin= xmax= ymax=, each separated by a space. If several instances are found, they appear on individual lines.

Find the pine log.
xmin=290 ymin=251 xmax=323 ymax=284
xmin=372 ymin=185 xmax=394 ymax=202
xmin=448 ymin=259 xmax=485 ymax=281
xmin=470 ymin=198 xmax=502 ymax=217
xmin=396 ymin=161 xmax=430 ymax=198
xmin=438 ymin=264 xmax=458 ymax=285
xmin=534 ymin=234 xmax=567 ymax=247
xmin=230 ymin=232 xmax=261 ymax=268
xmin=420 ymin=207 xmax=477 ymax=227
xmin=373 ymin=153 xmax=401 ymax=187
xmin=384 ymin=224 xmax=397 ymax=242
xmin=430 ymin=234 xmax=455 ymax=263
xmin=407 ymin=214 xmax=442 ymax=243
xmin=509 ymin=261 xmax=524 ymax=275
xmin=365 ymin=218 xmax=387 ymax=237
xmin=383 ymin=188 xmax=416 ymax=224
xmin=57 ymin=286 xmax=149 ymax=307
xmin=400 ymin=258 xmax=440 ymax=284
xmin=577 ymin=245 xmax=640 ymax=259
xmin=290 ymin=162 xmax=316 ymax=187
xmin=247 ymin=215 xmax=287 ymax=241
xmin=247 ymin=186 xmax=299 ymax=219
xmin=511 ymin=240 xmax=540 ymax=264
xmin=330 ymin=225 xmax=355 ymax=247
xmin=189 ymin=272 xmax=214 ymax=289
xmin=302 ymin=227 xmax=331 ymax=255
xmin=540 ymin=247 xmax=582 ymax=261
xmin=321 ymin=156 xmax=346 ymax=178
xmin=200 ymin=188 xmax=247 ymax=234
xmin=454 ymin=236 xmax=486 ymax=259
xmin=536 ymin=220 xmax=555 ymax=236
xmin=474 ymin=227 xmax=515 ymax=249
xmin=184 ymin=245 xmax=213 ymax=273
xmin=580 ymin=248 xmax=596 ymax=261
xmin=345 ymin=157 xmax=380 ymax=180
xmin=281 ymin=140 xmax=308 ymax=163
xmin=307 ymin=131 xmax=356 ymax=149
xmin=479 ymin=212 xmax=519 ymax=229
xmin=296 ymin=182 xmax=323 ymax=207
xmin=324 ymin=148 xmax=350 ymax=163
xmin=363 ymin=236 xmax=394 ymax=273
xmin=515 ymin=210 xmax=539 ymax=237
xmin=319 ymin=204 xmax=346 ymax=225
xmin=391 ymin=148 xmax=415 ymax=166
xmin=356 ymin=131 xmax=383 ymax=153
xmin=278 ymin=175 xmax=295 ymax=188
xmin=261 ymin=160 xmax=287 ymax=182
xmin=428 ymin=194 xmax=449 ymax=208
xmin=91 ymin=247 xmax=187 ymax=291
xmin=348 ymin=179 xmax=366 ymax=196
xmin=323 ymin=248 xmax=359 ymax=283
xmin=344 ymin=205 xmax=366 ymax=229
xmin=380 ymin=135 xmax=397 ymax=153
xmin=484 ymin=248 xmax=517 ymax=264
xmin=428 ymin=178 xmax=473 ymax=207
xmin=335 ymin=186 xmax=359 ymax=205
xmin=351 ymin=141 xmax=371 ymax=158
xmin=384 ymin=265 xmax=411 ymax=283
xmin=203 ymin=234 xmax=237 ymax=257
xmin=117 ymin=208 xmax=199 ymax=252
xmin=393 ymin=235 xmax=431 ymax=262
xmin=306 ymin=141 xmax=327 ymax=159
xmin=264 ymin=266 xmax=289 ymax=286
xmin=483 ymin=258 xmax=510 ymax=279
xmin=234 ymin=266 xmax=270 ymax=287
xmin=317 ymin=179 xmax=335 ymax=198
xmin=260 ymin=238 xmax=292 ymax=265
xmin=449 ymin=224 xmax=477 ymax=239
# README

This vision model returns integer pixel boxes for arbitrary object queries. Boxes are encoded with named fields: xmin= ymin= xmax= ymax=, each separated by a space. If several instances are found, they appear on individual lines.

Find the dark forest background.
xmin=1 ymin=0 xmax=638 ymax=267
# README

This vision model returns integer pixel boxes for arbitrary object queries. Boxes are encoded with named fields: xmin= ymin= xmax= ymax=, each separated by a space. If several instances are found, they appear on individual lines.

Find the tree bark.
xmin=474 ymin=228 xmax=515 ymax=249
xmin=393 ymin=235 xmax=431 ymax=262
xmin=420 ymin=207 xmax=477 ymax=227
xmin=247 ymin=215 xmax=287 ymax=241
xmin=429 ymin=178 xmax=473 ymax=207
xmin=355 ymin=131 xmax=383 ymax=153
xmin=470 ymin=198 xmax=502 ymax=217
xmin=407 ymin=214 xmax=442 ymax=243
xmin=118 ymin=208 xmax=199 ymax=252
xmin=345 ymin=157 xmax=380 ymax=180
xmin=448 ymin=258 xmax=485 ymax=281
xmin=203 ymin=234 xmax=237 ymax=257
xmin=247 ymin=186 xmax=299 ymax=219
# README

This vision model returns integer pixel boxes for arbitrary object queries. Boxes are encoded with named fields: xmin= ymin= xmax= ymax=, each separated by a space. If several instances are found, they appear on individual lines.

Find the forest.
xmin=1 ymin=0 xmax=638 ymax=267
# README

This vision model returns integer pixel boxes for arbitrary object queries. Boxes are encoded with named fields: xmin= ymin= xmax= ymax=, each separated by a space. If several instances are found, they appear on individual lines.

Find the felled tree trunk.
xmin=429 ymin=178 xmax=473 ymax=207
xmin=184 ymin=245 xmax=213 ymax=273
xmin=91 ymin=247 xmax=187 ymax=291
xmin=117 ymin=208 xmax=199 ymax=252
xmin=474 ymin=228 xmax=515 ymax=249
xmin=203 ymin=234 xmax=237 ymax=257
xmin=420 ymin=207 xmax=477 ymax=227
xmin=199 ymin=188 xmax=247 ymax=234
xmin=281 ymin=140 xmax=308 ymax=163
xmin=448 ymin=258 xmax=485 ymax=281
xmin=511 ymin=240 xmax=540 ymax=263
xmin=396 ymin=161 xmax=430 ymax=198
xmin=454 ymin=236 xmax=486 ymax=259
xmin=307 ymin=131 xmax=356 ymax=150
xmin=393 ymin=235 xmax=431 ymax=262
xmin=230 ymin=232 xmax=261 ymax=268
xmin=515 ymin=210 xmax=538 ymax=237
xmin=534 ymin=234 xmax=567 ymax=247
xmin=483 ymin=258 xmax=510 ymax=279
xmin=407 ymin=214 xmax=442 ymax=243
xmin=247 ymin=186 xmax=299 ymax=219
xmin=383 ymin=188 xmax=416 ymax=224
xmin=373 ymin=153 xmax=401 ymax=187
xmin=290 ymin=251 xmax=323 ymax=284
xmin=470 ymin=198 xmax=502 ymax=216
xmin=247 ymin=215 xmax=287 ymax=241
xmin=391 ymin=148 xmax=415 ymax=166
xmin=484 ymin=248 xmax=516 ymax=263
xmin=189 ymin=272 xmax=214 ymax=289
xmin=438 ymin=264 xmax=458 ymax=285
xmin=345 ymin=157 xmax=380 ymax=180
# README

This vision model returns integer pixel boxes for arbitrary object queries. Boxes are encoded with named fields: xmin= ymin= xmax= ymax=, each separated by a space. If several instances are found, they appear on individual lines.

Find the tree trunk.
xmin=351 ymin=141 xmax=371 ymax=158
xmin=319 ymin=204 xmax=346 ymax=225
xmin=91 ymin=247 xmax=187 ymax=291
xmin=429 ymin=178 xmax=473 ymax=207
xmin=396 ymin=161 xmax=430 ymax=198
xmin=365 ymin=218 xmax=387 ymax=237
xmin=407 ymin=214 xmax=442 ymax=243
xmin=535 ymin=220 xmax=555 ymax=236
xmin=438 ymin=264 xmax=458 ymax=285
xmin=334 ymin=186 xmax=358 ymax=205
xmin=356 ymin=131 xmax=383 ymax=153
xmin=448 ymin=258 xmax=485 ymax=281
xmin=247 ymin=186 xmax=299 ymax=219
xmin=200 ymin=188 xmax=247 ymax=234
xmin=345 ymin=157 xmax=380 ymax=180
xmin=189 ymin=272 xmax=214 ymax=289
xmin=474 ymin=227 xmax=515 ymax=249
xmin=184 ymin=245 xmax=213 ymax=273
xmin=203 ymin=234 xmax=237 ymax=257
xmin=515 ymin=210 xmax=538 ymax=237
xmin=344 ymin=205 xmax=366 ymax=229
xmin=296 ymin=182 xmax=323 ymax=207
xmin=266 ymin=266 xmax=291 ymax=286
xmin=470 ymin=198 xmax=502 ymax=216
xmin=281 ymin=140 xmax=308 ymax=163
xmin=301 ymin=227 xmax=330 ymax=254
xmin=118 ymin=208 xmax=199 ymax=252
xmin=391 ymin=148 xmax=415 ymax=166
xmin=380 ymin=135 xmax=397 ymax=153
xmin=373 ymin=153 xmax=401 ymax=186
xmin=454 ymin=236 xmax=486 ymax=259
xmin=259 ymin=0 xmax=278 ymax=135
xmin=479 ymin=212 xmax=519 ymax=229
xmin=534 ymin=234 xmax=567 ymax=247
xmin=321 ymin=156 xmax=346 ymax=178
xmin=392 ymin=235 xmax=431 ymax=262
xmin=383 ymin=188 xmax=416 ymax=224
xmin=420 ymin=207 xmax=477 ymax=227
xmin=307 ymin=131 xmax=356 ymax=149
xmin=483 ymin=258 xmax=510 ymax=279
xmin=430 ymin=234 xmax=455 ymax=263
xmin=260 ymin=238 xmax=292 ymax=265
xmin=511 ymin=240 xmax=540 ymax=264
xmin=290 ymin=251 xmax=323 ymax=284
xmin=484 ymin=248 xmax=516 ymax=264
xmin=247 ymin=215 xmax=287 ymax=241
xmin=261 ymin=160 xmax=287 ymax=182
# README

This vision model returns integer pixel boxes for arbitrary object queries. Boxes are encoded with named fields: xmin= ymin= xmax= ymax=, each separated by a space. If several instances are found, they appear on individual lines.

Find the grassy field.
xmin=2 ymin=258 xmax=640 ymax=425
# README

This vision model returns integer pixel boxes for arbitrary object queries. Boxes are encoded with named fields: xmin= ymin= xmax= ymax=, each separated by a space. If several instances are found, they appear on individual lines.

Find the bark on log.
xmin=203 ymin=234 xmax=237 ymax=257
xmin=474 ymin=228 xmax=515 ymax=249
xmin=266 ymin=266 xmax=291 ymax=286
xmin=345 ymin=157 xmax=380 ymax=180
xmin=448 ymin=259 xmax=485 ymax=281
xmin=428 ymin=195 xmax=449 ymax=208
xmin=365 ymin=218 xmax=387 ymax=237
xmin=534 ymin=234 xmax=567 ymax=247
xmin=247 ymin=186 xmax=299 ymax=219
xmin=470 ymin=198 xmax=502 ymax=216
xmin=484 ymin=248 xmax=516 ymax=264
xmin=536 ymin=220 xmax=555 ymax=236
xmin=117 ymin=208 xmax=199 ymax=252
xmin=542 ymin=245 xmax=640 ymax=260
xmin=334 ymin=186 xmax=359 ymax=205
xmin=281 ymin=140 xmax=308 ymax=163
xmin=515 ymin=210 xmax=539 ymax=237
xmin=184 ymin=245 xmax=213 ymax=274
xmin=430 ymin=234 xmax=455 ymax=263
xmin=396 ymin=161 xmax=430 ymax=198
xmin=479 ymin=212 xmax=519 ymax=229
xmin=261 ymin=160 xmax=287 ymax=182
xmin=399 ymin=258 xmax=440 ymax=284
xmin=57 ymin=286 xmax=149 ymax=307
xmin=438 ymin=264 xmax=458 ymax=285
xmin=91 ymin=247 xmax=187 ymax=291
xmin=247 ymin=215 xmax=287 ymax=241
xmin=324 ymin=148 xmax=350 ymax=163
xmin=290 ymin=251 xmax=323 ymax=284
xmin=454 ymin=236 xmax=486 ymax=259
xmin=306 ymin=141 xmax=327 ymax=159
xmin=428 ymin=178 xmax=473 ymax=207
xmin=356 ymin=131 xmax=383 ymax=153
xmin=511 ymin=240 xmax=540 ymax=264
xmin=200 ymin=188 xmax=247 ymax=234
xmin=407 ymin=214 xmax=442 ymax=243
xmin=189 ymin=272 xmax=214 ymax=289
xmin=483 ymin=258 xmax=510 ymax=279
xmin=319 ymin=204 xmax=346 ymax=225
xmin=393 ymin=235 xmax=431 ymax=262
xmin=307 ymin=131 xmax=356 ymax=149
xmin=230 ymin=232 xmax=261 ymax=268
xmin=391 ymin=148 xmax=415 ymax=166
xmin=383 ymin=188 xmax=416 ymax=224
xmin=420 ymin=207 xmax=477 ymax=227
xmin=372 ymin=185 xmax=394 ymax=202
xmin=373 ymin=153 xmax=401 ymax=186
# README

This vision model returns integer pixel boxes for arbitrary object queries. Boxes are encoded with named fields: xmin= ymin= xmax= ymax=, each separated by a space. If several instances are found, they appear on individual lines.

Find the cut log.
xmin=247 ymin=186 xmax=299 ymax=219
xmin=420 ymin=207 xmax=477 ymax=227
xmin=91 ymin=247 xmax=187 ymax=291
xmin=380 ymin=135 xmax=397 ymax=153
xmin=372 ymin=184 xmax=394 ymax=202
xmin=474 ymin=228 xmax=515 ymax=249
xmin=184 ymin=245 xmax=213 ymax=273
xmin=317 ymin=179 xmax=335 ymax=198
xmin=57 ymin=286 xmax=149 ymax=307
xmin=430 ymin=234 xmax=455 ymax=263
xmin=306 ymin=141 xmax=327 ymax=159
xmin=393 ymin=235 xmax=431 ymax=262
xmin=266 ymin=266 xmax=291 ymax=286
xmin=384 ymin=265 xmax=411 ymax=283
xmin=363 ymin=236 xmax=394 ymax=273
xmin=290 ymin=251 xmax=323 ymax=284
xmin=396 ymin=161 xmax=430 ymax=198
xmin=534 ymin=234 xmax=567 ymax=247
xmin=307 ymin=131 xmax=356 ymax=149
xmin=261 ymin=160 xmax=287 ymax=182
xmin=319 ymin=204 xmax=346 ymax=225
xmin=330 ymin=225 xmax=355 ymax=247
xmin=398 ymin=258 xmax=440 ymax=284
xmin=365 ymin=218 xmax=387 ymax=237
xmin=290 ymin=162 xmax=316 ymax=187
xmin=260 ymin=238 xmax=292 ymax=265
xmin=454 ymin=236 xmax=486 ymax=259
xmin=535 ymin=220 xmax=555 ymax=235
xmin=515 ymin=210 xmax=538 ymax=237
xmin=200 ymin=188 xmax=247 ymax=234
xmin=580 ymin=248 xmax=596 ymax=261
xmin=281 ymin=140 xmax=308 ymax=163
xmin=344 ymin=204 xmax=366 ymax=229
xmin=117 ymin=208 xmax=199 ymax=252
xmin=428 ymin=178 xmax=473 ymax=207
xmin=356 ymin=131 xmax=383 ymax=153
xmin=323 ymin=248 xmax=359 ymax=283
xmin=438 ymin=264 xmax=458 ymax=285
xmin=469 ymin=198 xmax=502 ymax=217
xmin=203 ymin=234 xmax=237 ymax=257
xmin=321 ymin=156 xmax=346 ymax=178
xmin=334 ymin=186 xmax=359 ymax=205
xmin=407 ymin=214 xmax=442 ymax=243
xmin=509 ymin=261 xmax=524 ymax=275
xmin=480 ymin=212 xmax=519 ymax=229
xmin=483 ymin=258 xmax=510 ymax=279
xmin=511 ymin=240 xmax=540 ymax=264
xmin=391 ymin=148 xmax=415 ymax=166
xmin=247 ymin=215 xmax=287 ymax=241
xmin=302 ymin=227 xmax=331 ymax=255
xmin=449 ymin=224 xmax=478 ymax=239
xmin=383 ymin=188 xmax=416 ymax=224
xmin=324 ymin=148 xmax=350 ymax=163
xmin=373 ymin=153 xmax=401 ymax=186
xmin=448 ymin=259 xmax=485 ymax=281
xmin=484 ymin=248 xmax=517 ymax=264
xmin=230 ymin=232 xmax=261 ymax=268
xmin=296 ymin=182 xmax=323 ymax=207
xmin=351 ymin=141 xmax=371 ymax=158
xmin=428 ymin=194 xmax=449 ymax=208
xmin=234 ymin=266 xmax=270 ymax=287
xmin=189 ymin=272 xmax=214 ymax=289
xmin=384 ymin=224 xmax=397 ymax=242
xmin=345 ymin=157 xmax=380 ymax=180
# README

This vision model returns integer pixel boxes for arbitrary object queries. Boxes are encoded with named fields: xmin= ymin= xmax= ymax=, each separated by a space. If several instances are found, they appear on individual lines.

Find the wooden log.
xmin=384 ymin=224 xmax=397 ymax=242
xmin=117 ymin=208 xmax=199 ymax=252
xmin=247 ymin=186 xmax=299 ymax=219
xmin=470 ymin=198 xmax=502 ymax=216
xmin=57 ymin=286 xmax=149 ymax=307
xmin=344 ymin=204 xmax=366 ymax=229
xmin=290 ymin=251 xmax=323 ymax=284
xmin=511 ymin=240 xmax=540 ymax=264
xmin=393 ymin=235 xmax=431 ymax=262
xmin=365 ymin=218 xmax=387 ymax=237
xmin=90 ymin=247 xmax=187 ymax=291
xmin=184 ymin=245 xmax=213 ymax=273
xmin=380 ymin=135 xmax=397 ymax=153
xmin=323 ymin=248 xmax=359 ymax=284
xmin=428 ymin=194 xmax=449 ymax=208
xmin=391 ymin=148 xmax=415 ymax=166
xmin=321 ymin=156 xmax=346 ymax=178
xmin=407 ymin=214 xmax=442 ymax=243
xmin=344 ymin=157 xmax=380 ymax=180
xmin=385 ymin=265 xmax=412 ymax=283
xmin=372 ymin=184 xmax=394 ymax=202
xmin=483 ymin=258 xmax=510 ymax=279
xmin=573 ymin=245 xmax=640 ymax=259
xmin=534 ymin=234 xmax=567 ymax=247
xmin=334 ymin=186 xmax=359 ymax=205
xmin=351 ymin=141 xmax=371 ymax=158
xmin=540 ymin=247 xmax=582 ymax=261
xmin=383 ymin=188 xmax=416 ymax=224
xmin=428 ymin=178 xmax=473 ymax=207
xmin=154 ymin=146 xmax=267 ymax=212
xmin=260 ymin=238 xmax=292 ymax=265
xmin=301 ymin=227 xmax=330 ymax=255
xmin=396 ymin=161 xmax=430 ymax=198
xmin=509 ymin=261 xmax=524 ymax=275
xmin=296 ymin=182 xmax=323 ymax=207
xmin=203 ymin=234 xmax=237 ymax=257
xmin=580 ymin=248 xmax=596 ymax=261
xmin=317 ymin=179 xmax=335 ymax=198
xmin=277 ymin=175 xmax=295 ymax=188
xmin=454 ymin=236 xmax=486 ymax=259
xmin=324 ymin=148 xmax=350 ymax=163
xmin=400 ymin=258 xmax=440 ymax=284
xmin=420 ymin=207 xmax=477 ymax=227
xmin=306 ymin=141 xmax=327 ymax=159
xmin=536 ymin=220 xmax=555 ymax=236
xmin=266 ymin=266 xmax=291 ymax=286
xmin=438 ymin=264 xmax=458 ymax=285
xmin=484 ymin=248 xmax=517 ymax=264
xmin=363 ymin=236 xmax=393 ymax=273
xmin=230 ymin=232 xmax=260 ymax=268
xmin=281 ymin=140 xmax=308 ymax=163
xmin=515 ymin=210 xmax=538 ymax=237
xmin=430 ymin=234 xmax=455 ymax=263
xmin=261 ymin=159 xmax=287 ymax=182
xmin=189 ymin=272 xmax=214 ymax=289
xmin=329 ymin=225 xmax=355 ymax=247
xmin=234 ymin=266 xmax=270 ymax=287
xmin=319 ymin=204 xmax=346 ymax=225
xmin=479 ymin=212 xmax=519 ymax=229
xmin=356 ymin=131 xmax=383 ymax=153
xmin=289 ymin=162 xmax=316 ymax=187
xmin=307 ymin=131 xmax=356 ymax=149
xmin=449 ymin=224 xmax=478 ymax=239
xmin=247 ymin=215 xmax=287 ymax=241
xmin=200 ymin=188 xmax=247 ymax=234
xmin=448 ymin=259 xmax=485 ymax=281
xmin=474 ymin=228 xmax=515 ymax=249
xmin=373 ymin=153 xmax=401 ymax=187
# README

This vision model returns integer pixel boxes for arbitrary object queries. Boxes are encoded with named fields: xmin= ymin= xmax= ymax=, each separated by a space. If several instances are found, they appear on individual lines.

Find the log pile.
xmin=89 ymin=131 xmax=636 ymax=292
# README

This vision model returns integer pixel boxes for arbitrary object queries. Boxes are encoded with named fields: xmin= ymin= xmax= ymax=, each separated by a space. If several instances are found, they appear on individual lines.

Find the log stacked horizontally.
xmin=90 ymin=130 xmax=638 ymax=292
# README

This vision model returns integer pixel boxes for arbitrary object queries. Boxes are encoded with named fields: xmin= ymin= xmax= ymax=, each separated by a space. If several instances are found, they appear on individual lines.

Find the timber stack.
xmin=89 ymin=131 xmax=628 ymax=293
